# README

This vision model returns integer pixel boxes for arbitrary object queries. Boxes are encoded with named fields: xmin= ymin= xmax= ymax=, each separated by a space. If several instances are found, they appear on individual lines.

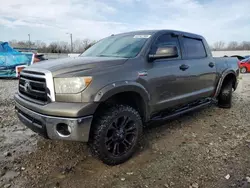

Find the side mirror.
xmin=148 ymin=45 xmax=178 ymax=61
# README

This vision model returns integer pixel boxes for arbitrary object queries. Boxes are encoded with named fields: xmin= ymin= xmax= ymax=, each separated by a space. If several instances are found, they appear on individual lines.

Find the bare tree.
xmin=211 ymin=41 xmax=250 ymax=51
xmin=73 ymin=39 xmax=95 ymax=53
xmin=8 ymin=40 xmax=17 ymax=46
xmin=213 ymin=41 xmax=225 ymax=51
xmin=35 ymin=40 xmax=47 ymax=52
xmin=85 ymin=41 xmax=96 ymax=51
xmin=9 ymin=40 xmax=35 ymax=49
xmin=227 ymin=41 xmax=238 ymax=50
xmin=73 ymin=39 xmax=85 ymax=53
xmin=7 ymin=39 xmax=95 ymax=53
xmin=239 ymin=41 xmax=250 ymax=50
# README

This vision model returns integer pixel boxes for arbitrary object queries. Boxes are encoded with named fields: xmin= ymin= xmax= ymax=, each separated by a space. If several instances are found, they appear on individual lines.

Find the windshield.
xmin=80 ymin=34 xmax=151 ymax=58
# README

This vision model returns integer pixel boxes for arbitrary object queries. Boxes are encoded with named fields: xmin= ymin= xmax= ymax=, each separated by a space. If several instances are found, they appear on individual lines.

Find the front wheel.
xmin=241 ymin=67 xmax=247 ymax=73
xmin=89 ymin=104 xmax=143 ymax=165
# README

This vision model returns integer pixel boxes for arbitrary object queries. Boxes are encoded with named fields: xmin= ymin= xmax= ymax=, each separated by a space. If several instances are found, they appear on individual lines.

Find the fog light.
xmin=56 ymin=123 xmax=71 ymax=137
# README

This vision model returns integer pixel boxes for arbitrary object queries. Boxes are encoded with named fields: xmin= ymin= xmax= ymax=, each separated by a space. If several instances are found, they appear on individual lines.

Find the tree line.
xmin=8 ymin=39 xmax=96 ymax=53
xmin=211 ymin=41 xmax=250 ymax=51
xmin=8 ymin=39 xmax=250 ymax=53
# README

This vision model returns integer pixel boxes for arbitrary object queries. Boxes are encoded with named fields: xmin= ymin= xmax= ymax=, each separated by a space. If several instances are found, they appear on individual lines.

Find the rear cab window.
xmin=182 ymin=37 xmax=207 ymax=59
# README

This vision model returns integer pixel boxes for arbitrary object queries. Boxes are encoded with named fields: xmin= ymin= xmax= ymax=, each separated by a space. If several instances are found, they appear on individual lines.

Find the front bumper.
xmin=15 ymin=101 xmax=93 ymax=142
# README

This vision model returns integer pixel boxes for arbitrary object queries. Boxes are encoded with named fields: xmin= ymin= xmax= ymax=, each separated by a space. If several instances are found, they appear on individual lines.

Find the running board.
xmin=150 ymin=100 xmax=212 ymax=122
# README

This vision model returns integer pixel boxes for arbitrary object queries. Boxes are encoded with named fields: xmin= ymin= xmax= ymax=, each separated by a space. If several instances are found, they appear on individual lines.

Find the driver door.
xmin=146 ymin=33 xmax=193 ymax=113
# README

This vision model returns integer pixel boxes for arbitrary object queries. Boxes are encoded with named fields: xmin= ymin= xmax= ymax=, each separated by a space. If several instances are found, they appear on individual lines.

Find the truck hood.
xmin=28 ymin=56 xmax=127 ymax=76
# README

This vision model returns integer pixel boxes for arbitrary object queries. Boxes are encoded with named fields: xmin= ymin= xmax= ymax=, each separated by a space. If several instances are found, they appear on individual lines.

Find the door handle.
xmin=209 ymin=62 xmax=215 ymax=68
xmin=179 ymin=64 xmax=189 ymax=71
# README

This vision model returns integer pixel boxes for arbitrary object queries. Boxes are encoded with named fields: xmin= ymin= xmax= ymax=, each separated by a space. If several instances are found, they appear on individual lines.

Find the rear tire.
xmin=89 ymin=104 xmax=143 ymax=165
xmin=241 ymin=67 xmax=247 ymax=73
xmin=218 ymin=80 xmax=233 ymax=108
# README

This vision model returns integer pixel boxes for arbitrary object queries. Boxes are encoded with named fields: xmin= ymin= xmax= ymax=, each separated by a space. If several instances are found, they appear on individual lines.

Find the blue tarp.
xmin=0 ymin=42 xmax=33 ymax=77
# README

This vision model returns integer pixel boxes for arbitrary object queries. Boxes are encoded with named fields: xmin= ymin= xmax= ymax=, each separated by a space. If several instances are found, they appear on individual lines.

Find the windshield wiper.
xmin=97 ymin=54 xmax=122 ymax=58
xmin=97 ymin=55 xmax=110 ymax=57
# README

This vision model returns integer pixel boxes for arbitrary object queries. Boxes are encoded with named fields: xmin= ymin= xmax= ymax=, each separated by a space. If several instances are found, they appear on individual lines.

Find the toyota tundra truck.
xmin=14 ymin=30 xmax=239 ymax=165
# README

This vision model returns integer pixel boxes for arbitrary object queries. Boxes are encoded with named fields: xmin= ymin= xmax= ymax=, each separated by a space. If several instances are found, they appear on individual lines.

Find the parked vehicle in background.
xmin=34 ymin=53 xmax=47 ymax=63
xmin=231 ymin=55 xmax=245 ymax=61
xmin=239 ymin=57 xmax=250 ymax=73
xmin=0 ymin=42 xmax=46 ymax=78
xmin=15 ymin=30 xmax=239 ymax=165
xmin=68 ymin=53 xmax=80 ymax=58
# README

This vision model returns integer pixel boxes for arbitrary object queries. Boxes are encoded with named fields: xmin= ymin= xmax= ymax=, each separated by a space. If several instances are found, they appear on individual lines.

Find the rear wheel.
xmin=241 ymin=67 xmax=247 ymax=73
xmin=89 ymin=104 xmax=143 ymax=165
xmin=218 ymin=80 xmax=233 ymax=108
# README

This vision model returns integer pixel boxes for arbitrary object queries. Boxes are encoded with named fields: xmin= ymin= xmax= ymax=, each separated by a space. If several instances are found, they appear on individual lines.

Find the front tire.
xmin=218 ymin=80 xmax=233 ymax=108
xmin=89 ymin=104 xmax=143 ymax=165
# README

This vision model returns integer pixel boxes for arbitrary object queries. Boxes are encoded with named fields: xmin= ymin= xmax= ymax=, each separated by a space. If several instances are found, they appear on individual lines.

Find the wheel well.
xmin=222 ymin=73 xmax=237 ymax=90
xmin=94 ymin=91 xmax=147 ymax=122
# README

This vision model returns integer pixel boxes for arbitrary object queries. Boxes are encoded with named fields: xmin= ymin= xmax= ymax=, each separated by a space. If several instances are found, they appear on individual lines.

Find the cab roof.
xmin=113 ymin=29 xmax=204 ymax=40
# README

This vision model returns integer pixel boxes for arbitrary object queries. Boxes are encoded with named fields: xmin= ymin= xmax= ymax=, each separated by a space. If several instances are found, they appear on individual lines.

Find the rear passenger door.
xmin=180 ymin=36 xmax=217 ymax=99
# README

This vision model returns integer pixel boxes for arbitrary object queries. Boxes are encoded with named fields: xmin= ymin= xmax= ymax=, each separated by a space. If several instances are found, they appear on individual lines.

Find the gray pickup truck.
xmin=14 ymin=30 xmax=239 ymax=165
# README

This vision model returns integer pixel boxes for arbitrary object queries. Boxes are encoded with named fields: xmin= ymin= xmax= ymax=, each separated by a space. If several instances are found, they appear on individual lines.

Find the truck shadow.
xmin=0 ymin=77 xmax=18 ymax=80
xmin=141 ymin=104 xmax=215 ymax=154
xmin=19 ymin=104 xmax=219 ymax=186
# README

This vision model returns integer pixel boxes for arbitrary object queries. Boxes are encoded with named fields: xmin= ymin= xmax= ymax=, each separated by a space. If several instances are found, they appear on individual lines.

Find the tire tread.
xmin=218 ymin=80 xmax=233 ymax=108
xmin=89 ymin=104 xmax=142 ymax=165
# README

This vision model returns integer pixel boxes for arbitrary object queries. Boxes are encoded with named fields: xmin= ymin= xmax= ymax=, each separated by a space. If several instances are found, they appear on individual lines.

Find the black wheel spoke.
xmin=117 ymin=143 xmax=121 ymax=154
xmin=127 ymin=132 xmax=136 ymax=136
xmin=126 ymin=126 xmax=136 ymax=135
xmin=113 ymin=142 xmax=120 ymax=155
xmin=126 ymin=126 xmax=136 ymax=132
xmin=120 ymin=116 xmax=129 ymax=128
xmin=122 ymin=139 xmax=131 ymax=148
xmin=111 ymin=121 xmax=118 ymax=129
xmin=105 ymin=136 xmax=113 ymax=144
xmin=112 ymin=143 xmax=117 ymax=155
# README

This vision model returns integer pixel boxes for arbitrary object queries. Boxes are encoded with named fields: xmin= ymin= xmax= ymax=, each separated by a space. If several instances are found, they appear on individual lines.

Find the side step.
xmin=150 ymin=99 xmax=212 ymax=122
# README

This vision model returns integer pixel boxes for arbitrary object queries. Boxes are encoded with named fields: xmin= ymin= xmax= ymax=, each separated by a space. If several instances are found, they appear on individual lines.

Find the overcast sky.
xmin=0 ymin=0 xmax=249 ymax=44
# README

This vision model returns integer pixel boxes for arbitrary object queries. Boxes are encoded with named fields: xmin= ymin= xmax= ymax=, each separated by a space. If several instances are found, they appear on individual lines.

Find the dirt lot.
xmin=1 ymin=75 xmax=250 ymax=188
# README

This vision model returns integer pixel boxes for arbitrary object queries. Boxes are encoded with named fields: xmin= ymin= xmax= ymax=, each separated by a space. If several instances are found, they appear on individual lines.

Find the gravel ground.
xmin=1 ymin=75 xmax=250 ymax=188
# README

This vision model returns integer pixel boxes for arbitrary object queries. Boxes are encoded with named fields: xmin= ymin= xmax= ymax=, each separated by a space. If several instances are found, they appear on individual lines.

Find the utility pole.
xmin=70 ymin=33 xmax=73 ymax=53
xmin=28 ymin=34 xmax=31 ymax=51
xmin=66 ymin=33 xmax=73 ymax=53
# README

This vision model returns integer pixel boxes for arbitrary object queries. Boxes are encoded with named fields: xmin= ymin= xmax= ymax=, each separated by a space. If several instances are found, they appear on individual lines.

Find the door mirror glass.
xmin=148 ymin=45 xmax=178 ymax=61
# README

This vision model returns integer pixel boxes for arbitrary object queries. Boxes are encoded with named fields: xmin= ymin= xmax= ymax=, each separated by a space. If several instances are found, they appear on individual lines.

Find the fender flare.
xmin=94 ymin=81 xmax=151 ymax=120
xmin=214 ymin=70 xmax=237 ymax=98
xmin=94 ymin=81 xmax=150 ymax=103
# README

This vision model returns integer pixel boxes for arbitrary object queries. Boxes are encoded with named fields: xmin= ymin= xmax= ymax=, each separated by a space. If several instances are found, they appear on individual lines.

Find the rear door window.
xmin=183 ymin=37 xmax=206 ymax=59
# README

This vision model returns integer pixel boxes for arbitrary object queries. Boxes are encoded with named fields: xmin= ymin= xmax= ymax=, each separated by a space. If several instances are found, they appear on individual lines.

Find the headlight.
xmin=54 ymin=77 xmax=92 ymax=94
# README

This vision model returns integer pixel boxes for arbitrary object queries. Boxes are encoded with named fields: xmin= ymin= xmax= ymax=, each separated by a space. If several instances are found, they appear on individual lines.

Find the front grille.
xmin=19 ymin=70 xmax=48 ymax=104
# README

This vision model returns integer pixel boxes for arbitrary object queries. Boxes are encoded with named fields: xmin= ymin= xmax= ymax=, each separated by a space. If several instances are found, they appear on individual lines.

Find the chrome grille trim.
xmin=19 ymin=68 xmax=55 ymax=103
